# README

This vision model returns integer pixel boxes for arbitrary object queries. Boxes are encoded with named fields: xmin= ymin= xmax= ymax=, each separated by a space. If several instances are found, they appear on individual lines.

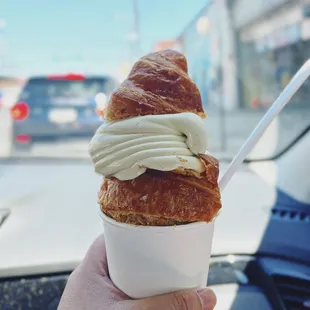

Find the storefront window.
xmin=238 ymin=26 xmax=310 ymax=110
xmin=238 ymin=40 xmax=273 ymax=109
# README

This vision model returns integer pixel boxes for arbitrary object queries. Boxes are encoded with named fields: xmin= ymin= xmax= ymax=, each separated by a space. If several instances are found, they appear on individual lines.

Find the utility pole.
xmin=133 ymin=0 xmax=140 ymax=48
xmin=130 ymin=0 xmax=141 ymax=65
xmin=216 ymin=0 xmax=227 ymax=152
xmin=196 ymin=8 xmax=227 ymax=152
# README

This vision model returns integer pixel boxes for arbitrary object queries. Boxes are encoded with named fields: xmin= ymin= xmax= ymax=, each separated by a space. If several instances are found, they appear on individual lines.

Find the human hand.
xmin=58 ymin=234 xmax=217 ymax=310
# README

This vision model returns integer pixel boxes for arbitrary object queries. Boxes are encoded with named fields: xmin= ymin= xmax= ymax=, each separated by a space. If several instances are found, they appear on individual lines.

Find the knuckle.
xmin=66 ymin=264 xmax=82 ymax=283
xmin=171 ymin=291 xmax=191 ymax=310
xmin=209 ymin=291 xmax=217 ymax=309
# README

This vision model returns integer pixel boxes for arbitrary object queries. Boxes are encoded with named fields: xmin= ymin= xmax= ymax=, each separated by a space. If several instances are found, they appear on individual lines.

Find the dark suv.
xmin=10 ymin=74 xmax=117 ymax=151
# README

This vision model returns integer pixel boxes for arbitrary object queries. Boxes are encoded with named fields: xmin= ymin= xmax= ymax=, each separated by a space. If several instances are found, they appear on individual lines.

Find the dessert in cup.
xmin=89 ymin=49 xmax=222 ymax=298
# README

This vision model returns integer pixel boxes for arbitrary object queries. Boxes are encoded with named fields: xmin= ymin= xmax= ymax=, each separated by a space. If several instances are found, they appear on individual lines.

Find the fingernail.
xmin=197 ymin=289 xmax=217 ymax=310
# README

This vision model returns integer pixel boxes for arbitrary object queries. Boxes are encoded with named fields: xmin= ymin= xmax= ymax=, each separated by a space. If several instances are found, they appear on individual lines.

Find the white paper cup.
xmin=102 ymin=213 xmax=215 ymax=299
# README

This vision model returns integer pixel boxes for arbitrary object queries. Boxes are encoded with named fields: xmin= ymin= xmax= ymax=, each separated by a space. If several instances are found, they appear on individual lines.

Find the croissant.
xmin=96 ymin=49 xmax=222 ymax=226
xmin=104 ymin=49 xmax=206 ymax=121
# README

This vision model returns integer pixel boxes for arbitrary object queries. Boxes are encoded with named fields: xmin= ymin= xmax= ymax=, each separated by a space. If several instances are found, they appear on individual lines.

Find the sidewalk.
xmin=205 ymin=108 xmax=310 ymax=158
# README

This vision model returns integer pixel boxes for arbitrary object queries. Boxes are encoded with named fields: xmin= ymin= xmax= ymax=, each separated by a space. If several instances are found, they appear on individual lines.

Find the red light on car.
xmin=10 ymin=102 xmax=29 ymax=121
xmin=66 ymin=73 xmax=85 ymax=80
xmin=15 ymin=134 xmax=31 ymax=144
xmin=47 ymin=73 xmax=85 ymax=81
xmin=96 ymin=109 xmax=104 ymax=117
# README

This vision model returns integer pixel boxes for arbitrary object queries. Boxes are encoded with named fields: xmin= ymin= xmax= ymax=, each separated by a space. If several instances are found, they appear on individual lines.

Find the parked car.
xmin=10 ymin=74 xmax=118 ymax=152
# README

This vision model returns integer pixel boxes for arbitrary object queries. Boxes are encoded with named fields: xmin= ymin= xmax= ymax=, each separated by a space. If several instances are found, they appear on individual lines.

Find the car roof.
xmin=27 ymin=75 xmax=114 ymax=81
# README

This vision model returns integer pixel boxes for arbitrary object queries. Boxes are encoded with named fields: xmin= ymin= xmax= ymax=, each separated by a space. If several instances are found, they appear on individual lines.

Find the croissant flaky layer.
xmin=99 ymin=153 xmax=222 ymax=226
xmin=104 ymin=49 xmax=206 ymax=122
xmin=97 ymin=50 xmax=222 ymax=226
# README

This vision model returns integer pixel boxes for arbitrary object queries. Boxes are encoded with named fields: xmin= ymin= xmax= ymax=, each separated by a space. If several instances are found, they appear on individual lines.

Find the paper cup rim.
xmin=102 ymin=212 xmax=213 ymax=232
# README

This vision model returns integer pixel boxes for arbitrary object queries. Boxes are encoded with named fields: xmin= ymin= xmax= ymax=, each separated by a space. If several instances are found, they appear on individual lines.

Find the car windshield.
xmin=1 ymin=2 xmax=310 ymax=161
xmin=1 ymin=1 xmax=310 ymax=309
xmin=2 ymin=3 xmax=310 ymax=310
xmin=20 ymin=78 xmax=114 ymax=101
xmin=1 ymin=2 xmax=309 ymax=161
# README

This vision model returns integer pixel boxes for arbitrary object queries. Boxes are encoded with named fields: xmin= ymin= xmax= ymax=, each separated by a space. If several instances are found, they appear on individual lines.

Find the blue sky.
xmin=0 ymin=0 xmax=206 ymax=77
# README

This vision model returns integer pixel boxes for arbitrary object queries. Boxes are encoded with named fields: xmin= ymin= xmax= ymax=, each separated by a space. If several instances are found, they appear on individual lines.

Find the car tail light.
xmin=94 ymin=93 xmax=107 ymax=117
xmin=47 ymin=73 xmax=85 ymax=81
xmin=96 ymin=109 xmax=104 ymax=117
xmin=10 ymin=102 xmax=29 ymax=121
xmin=15 ymin=134 xmax=31 ymax=144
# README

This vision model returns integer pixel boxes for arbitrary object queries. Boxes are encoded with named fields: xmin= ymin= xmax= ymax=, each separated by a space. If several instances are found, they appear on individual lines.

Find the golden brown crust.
xmin=98 ymin=50 xmax=221 ymax=225
xmin=104 ymin=49 xmax=206 ymax=122
xmin=99 ymin=153 xmax=221 ymax=226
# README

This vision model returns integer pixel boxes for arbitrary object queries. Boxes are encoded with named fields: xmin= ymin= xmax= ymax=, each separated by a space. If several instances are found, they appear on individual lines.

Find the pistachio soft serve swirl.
xmin=89 ymin=112 xmax=208 ymax=181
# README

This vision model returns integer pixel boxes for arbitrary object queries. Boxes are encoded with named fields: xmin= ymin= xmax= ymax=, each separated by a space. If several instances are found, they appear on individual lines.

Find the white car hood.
xmin=0 ymin=161 xmax=276 ymax=278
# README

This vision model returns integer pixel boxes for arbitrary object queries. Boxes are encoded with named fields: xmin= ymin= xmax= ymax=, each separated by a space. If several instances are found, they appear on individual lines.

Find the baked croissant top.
xmin=104 ymin=49 xmax=206 ymax=122
xmin=93 ymin=50 xmax=222 ymax=225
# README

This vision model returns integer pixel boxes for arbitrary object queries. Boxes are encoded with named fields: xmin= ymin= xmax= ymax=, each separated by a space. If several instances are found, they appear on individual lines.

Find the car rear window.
xmin=19 ymin=77 xmax=116 ymax=103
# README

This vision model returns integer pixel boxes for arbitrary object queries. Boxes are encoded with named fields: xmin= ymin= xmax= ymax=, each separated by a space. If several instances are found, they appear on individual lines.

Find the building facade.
xmin=179 ymin=3 xmax=212 ymax=109
xmin=180 ymin=0 xmax=310 ymax=111
xmin=179 ymin=0 xmax=238 ymax=111
xmin=232 ymin=0 xmax=310 ymax=109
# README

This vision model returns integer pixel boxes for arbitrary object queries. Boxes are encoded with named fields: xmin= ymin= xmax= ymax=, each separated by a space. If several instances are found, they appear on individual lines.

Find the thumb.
xmin=134 ymin=288 xmax=216 ymax=310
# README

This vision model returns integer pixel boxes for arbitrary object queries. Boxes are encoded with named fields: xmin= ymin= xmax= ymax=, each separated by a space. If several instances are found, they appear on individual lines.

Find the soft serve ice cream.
xmin=89 ymin=112 xmax=208 ymax=181
xmin=91 ymin=49 xmax=221 ymax=226
xmin=89 ymin=50 xmax=222 ymax=299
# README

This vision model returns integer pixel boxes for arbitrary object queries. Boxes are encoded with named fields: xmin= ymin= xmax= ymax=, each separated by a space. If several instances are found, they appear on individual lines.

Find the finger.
xmin=78 ymin=234 xmax=128 ymax=298
xmin=134 ymin=288 xmax=217 ymax=310
xmin=81 ymin=234 xmax=108 ymax=276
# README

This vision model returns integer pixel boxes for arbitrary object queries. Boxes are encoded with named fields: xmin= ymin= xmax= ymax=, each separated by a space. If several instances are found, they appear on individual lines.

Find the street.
xmin=0 ymin=105 xmax=252 ymax=160
xmin=1 ymin=86 xmax=310 ymax=160
xmin=205 ymin=108 xmax=310 ymax=159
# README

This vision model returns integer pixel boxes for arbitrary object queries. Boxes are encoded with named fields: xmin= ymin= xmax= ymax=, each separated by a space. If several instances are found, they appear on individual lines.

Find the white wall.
xmin=239 ymin=3 xmax=303 ymax=41
xmin=232 ymin=0 xmax=294 ymax=29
